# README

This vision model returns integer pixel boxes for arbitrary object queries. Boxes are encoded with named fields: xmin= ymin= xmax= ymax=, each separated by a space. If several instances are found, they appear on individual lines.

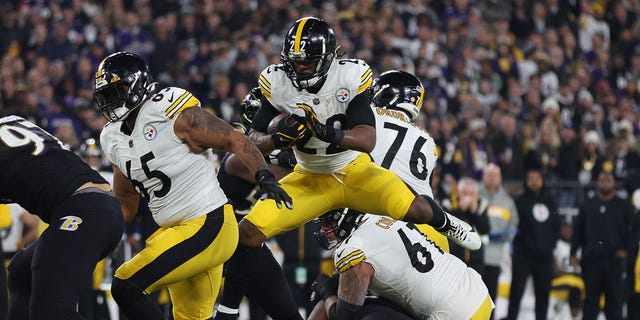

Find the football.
xmin=267 ymin=113 xmax=299 ymax=134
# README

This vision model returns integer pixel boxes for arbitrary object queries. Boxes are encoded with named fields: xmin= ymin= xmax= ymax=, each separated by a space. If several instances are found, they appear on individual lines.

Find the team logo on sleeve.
xmin=335 ymin=88 xmax=350 ymax=103
xmin=143 ymin=124 xmax=157 ymax=140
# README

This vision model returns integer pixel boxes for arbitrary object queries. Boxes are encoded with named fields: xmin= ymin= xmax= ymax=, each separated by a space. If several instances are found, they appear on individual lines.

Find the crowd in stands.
xmin=1 ymin=0 xmax=640 ymax=318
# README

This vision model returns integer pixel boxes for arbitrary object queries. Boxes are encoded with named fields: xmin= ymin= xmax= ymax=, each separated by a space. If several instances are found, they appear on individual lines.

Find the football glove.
xmin=255 ymin=168 xmax=293 ymax=209
xmin=297 ymin=103 xmax=344 ymax=144
xmin=271 ymin=114 xmax=310 ymax=149
xmin=267 ymin=149 xmax=297 ymax=169
xmin=310 ymin=272 xmax=340 ymax=301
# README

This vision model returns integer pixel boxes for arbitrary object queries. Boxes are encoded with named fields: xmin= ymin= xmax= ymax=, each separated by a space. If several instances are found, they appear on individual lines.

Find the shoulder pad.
xmin=334 ymin=245 xmax=367 ymax=273
xmin=336 ymin=59 xmax=373 ymax=95
xmin=258 ymin=64 xmax=287 ymax=101
xmin=151 ymin=87 xmax=201 ymax=120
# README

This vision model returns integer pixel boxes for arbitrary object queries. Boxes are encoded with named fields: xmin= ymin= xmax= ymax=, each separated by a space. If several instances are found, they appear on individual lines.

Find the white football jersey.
xmin=370 ymin=107 xmax=438 ymax=197
xmin=101 ymin=87 xmax=228 ymax=226
xmin=258 ymin=59 xmax=373 ymax=174
xmin=334 ymin=214 xmax=490 ymax=320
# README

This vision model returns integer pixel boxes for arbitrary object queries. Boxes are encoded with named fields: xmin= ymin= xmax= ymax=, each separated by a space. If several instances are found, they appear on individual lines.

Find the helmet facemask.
xmin=314 ymin=209 xmax=364 ymax=250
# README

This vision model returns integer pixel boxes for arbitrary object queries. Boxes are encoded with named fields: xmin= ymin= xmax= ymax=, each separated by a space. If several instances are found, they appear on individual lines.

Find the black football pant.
xmin=581 ymin=257 xmax=626 ymax=320
xmin=505 ymin=250 xmax=553 ymax=320
xmin=7 ymin=190 xmax=124 ymax=320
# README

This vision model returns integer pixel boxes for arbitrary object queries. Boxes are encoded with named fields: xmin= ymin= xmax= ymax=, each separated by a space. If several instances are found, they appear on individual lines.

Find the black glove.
xmin=275 ymin=148 xmax=297 ymax=169
xmin=255 ymin=168 xmax=293 ymax=209
xmin=271 ymin=114 xmax=310 ymax=149
xmin=310 ymin=272 xmax=340 ymax=301
xmin=297 ymin=103 xmax=344 ymax=144
xmin=235 ymin=87 xmax=263 ymax=134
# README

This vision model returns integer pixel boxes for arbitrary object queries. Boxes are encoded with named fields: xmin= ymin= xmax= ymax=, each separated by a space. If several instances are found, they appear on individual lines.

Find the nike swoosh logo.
xmin=168 ymin=92 xmax=175 ymax=102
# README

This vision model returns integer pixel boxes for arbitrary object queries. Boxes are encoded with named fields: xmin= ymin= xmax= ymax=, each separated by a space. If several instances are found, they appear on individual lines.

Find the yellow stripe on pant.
xmin=115 ymin=204 xmax=238 ymax=320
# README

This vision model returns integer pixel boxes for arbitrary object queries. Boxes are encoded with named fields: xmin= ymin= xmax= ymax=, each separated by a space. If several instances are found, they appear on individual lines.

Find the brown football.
xmin=267 ymin=113 xmax=295 ymax=134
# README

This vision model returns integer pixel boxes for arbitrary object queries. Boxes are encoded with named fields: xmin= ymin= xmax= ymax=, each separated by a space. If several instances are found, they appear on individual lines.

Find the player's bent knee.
xmin=238 ymin=220 xmax=266 ymax=247
xmin=111 ymin=277 xmax=146 ymax=306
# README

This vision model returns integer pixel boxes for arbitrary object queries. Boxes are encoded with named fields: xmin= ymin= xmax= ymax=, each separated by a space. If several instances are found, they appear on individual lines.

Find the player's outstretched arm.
xmin=175 ymin=106 xmax=292 ymax=209
xmin=175 ymin=106 xmax=267 ymax=173
xmin=112 ymin=164 xmax=140 ymax=222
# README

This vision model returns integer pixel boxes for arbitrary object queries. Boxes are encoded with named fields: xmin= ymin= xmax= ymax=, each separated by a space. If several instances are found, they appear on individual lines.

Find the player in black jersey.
xmin=0 ymin=115 xmax=125 ymax=320
xmin=217 ymin=88 xmax=302 ymax=320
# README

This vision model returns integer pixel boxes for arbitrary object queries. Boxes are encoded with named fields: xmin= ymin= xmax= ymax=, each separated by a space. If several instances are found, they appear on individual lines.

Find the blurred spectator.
xmin=491 ymin=113 xmax=525 ymax=180
xmin=40 ymin=21 xmax=76 ymax=63
xmin=556 ymin=122 xmax=581 ymax=207
xmin=458 ymin=118 xmax=496 ymax=180
xmin=445 ymin=177 xmax=490 ymax=275
xmin=114 ymin=11 xmax=154 ymax=59
xmin=608 ymin=121 xmax=640 ymax=183
xmin=478 ymin=163 xmax=518 ymax=308
xmin=525 ymin=121 xmax=560 ymax=180
xmin=548 ymin=220 xmax=584 ymax=320
xmin=506 ymin=167 xmax=560 ymax=320
xmin=578 ymin=130 xmax=605 ymax=185
xmin=571 ymin=172 xmax=635 ymax=320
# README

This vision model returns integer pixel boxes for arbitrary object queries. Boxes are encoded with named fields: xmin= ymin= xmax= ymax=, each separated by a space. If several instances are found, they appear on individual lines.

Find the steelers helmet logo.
xmin=143 ymin=124 xmax=157 ymax=140
xmin=532 ymin=203 xmax=550 ymax=222
xmin=335 ymin=88 xmax=350 ymax=103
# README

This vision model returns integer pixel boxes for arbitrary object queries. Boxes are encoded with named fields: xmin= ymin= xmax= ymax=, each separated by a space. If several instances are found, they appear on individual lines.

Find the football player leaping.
xmin=215 ymin=17 xmax=480 ymax=320
xmin=94 ymin=52 xmax=291 ymax=320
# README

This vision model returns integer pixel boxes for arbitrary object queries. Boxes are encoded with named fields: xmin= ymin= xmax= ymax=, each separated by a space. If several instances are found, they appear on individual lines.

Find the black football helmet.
xmin=314 ymin=208 xmax=365 ymax=250
xmin=370 ymin=70 xmax=425 ymax=121
xmin=281 ymin=17 xmax=337 ymax=89
xmin=78 ymin=138 xmax=102 ymax=158
xmin=235 ymin=87 xmax=263 ymax=134
xmin=93 ymin=52 xmax=154 ymax=122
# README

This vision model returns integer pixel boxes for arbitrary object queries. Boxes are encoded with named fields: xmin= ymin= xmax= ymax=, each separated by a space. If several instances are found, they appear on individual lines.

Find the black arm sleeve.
xmin=328 ymin=298 xmax=363 ymax=320
xmin=346 ymin=90 xmax=374 ymax=129
xmin=252 ymin=98 xmax=280 ymax=132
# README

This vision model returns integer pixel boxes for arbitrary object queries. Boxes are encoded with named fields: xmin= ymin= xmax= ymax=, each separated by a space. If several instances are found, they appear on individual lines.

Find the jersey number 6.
xmin=125 ymin=151 xmax=172 ymax=199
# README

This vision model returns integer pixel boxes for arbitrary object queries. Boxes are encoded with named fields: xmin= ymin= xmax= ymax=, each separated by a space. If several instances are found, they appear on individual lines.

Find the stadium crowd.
xmin=1 ymin=0 xmax=640 ymax=319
